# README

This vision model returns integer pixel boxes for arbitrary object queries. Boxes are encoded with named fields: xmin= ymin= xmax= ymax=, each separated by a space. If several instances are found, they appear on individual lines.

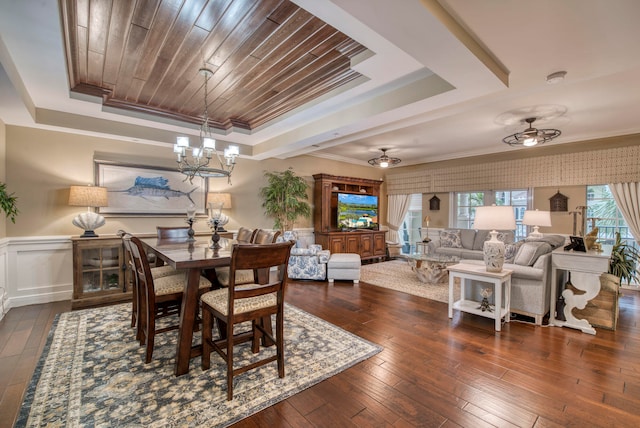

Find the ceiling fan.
xmin=502 ymin=117 xmax=561 ymax=147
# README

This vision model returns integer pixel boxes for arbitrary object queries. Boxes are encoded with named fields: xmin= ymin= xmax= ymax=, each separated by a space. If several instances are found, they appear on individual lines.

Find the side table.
xmin=550 ymin=246 xmax=612 ymax=334
xmin=415 ymin=241 xmax=430 ymax=254
xmin=447 ymin=263 xmax=513 ymax=332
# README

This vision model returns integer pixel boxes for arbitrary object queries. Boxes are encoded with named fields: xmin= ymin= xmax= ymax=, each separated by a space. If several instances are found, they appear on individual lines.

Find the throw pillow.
xmin=524 ymin=234 xmax=566 ymax=249
xmin=505 ymin=241 xmax=524 ymax=263
xmin=514 ymin=242 xmax=552 ymax=266
xmin=440 ymin=230 xmax=462 ymax=248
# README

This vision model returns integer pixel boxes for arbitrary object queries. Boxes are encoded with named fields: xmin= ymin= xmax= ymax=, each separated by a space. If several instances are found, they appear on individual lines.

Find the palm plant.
xmin=0 ymin=182 xmax=19 ymax=223
xmin=609 ymin=232 xmax=639 ymax=285
xmin=259 ymin=168 xmax=311 ymax=232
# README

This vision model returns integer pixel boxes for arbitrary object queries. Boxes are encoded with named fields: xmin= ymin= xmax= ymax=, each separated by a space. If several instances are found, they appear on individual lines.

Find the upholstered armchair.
xmin=278 ymin=231 xmax=330 ymax=280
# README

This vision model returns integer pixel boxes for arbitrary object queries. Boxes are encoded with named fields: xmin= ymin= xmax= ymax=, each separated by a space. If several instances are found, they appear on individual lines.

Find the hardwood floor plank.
xmin=3 ymin=280 xmax=640 ymax=427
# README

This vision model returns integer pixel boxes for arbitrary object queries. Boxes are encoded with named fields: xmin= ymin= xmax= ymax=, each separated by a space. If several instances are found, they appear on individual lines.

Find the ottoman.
xmin=327 ymin=253 xmax=361 ymax=284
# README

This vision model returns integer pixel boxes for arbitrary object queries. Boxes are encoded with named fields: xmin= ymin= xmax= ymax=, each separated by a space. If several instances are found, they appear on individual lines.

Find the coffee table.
xmin=407 ymin=253 xmax=460 ymax=284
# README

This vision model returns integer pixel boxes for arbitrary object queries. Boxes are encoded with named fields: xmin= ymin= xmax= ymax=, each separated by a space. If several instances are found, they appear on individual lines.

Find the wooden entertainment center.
xmin=313 ymin=174 xmax=386 ymax=261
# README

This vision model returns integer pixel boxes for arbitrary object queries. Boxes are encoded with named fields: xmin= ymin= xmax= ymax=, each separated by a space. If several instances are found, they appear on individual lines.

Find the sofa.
xmin=278 ymin=231 xmax=331 ymax=280
xmin=429 ymin=229 xmax=566 ymax=324
xmin=427 ymin=229 xmax=515 ymax=260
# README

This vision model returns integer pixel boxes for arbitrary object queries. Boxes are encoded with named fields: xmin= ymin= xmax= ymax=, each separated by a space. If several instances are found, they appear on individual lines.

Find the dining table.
xmin=141 ymin=236 xmax=233 ymax=376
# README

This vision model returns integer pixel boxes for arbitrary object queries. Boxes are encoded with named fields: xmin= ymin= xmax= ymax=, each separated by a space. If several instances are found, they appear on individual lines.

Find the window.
xmin=586 ymin=185 xmax=635 ymax=246
xmin=452 ymin=189 xmax=530 ymax=240
xmin=399 ymin=194 xmax=422 ymax=254
xmin=454 ymin=192 xmax=484 ymax=229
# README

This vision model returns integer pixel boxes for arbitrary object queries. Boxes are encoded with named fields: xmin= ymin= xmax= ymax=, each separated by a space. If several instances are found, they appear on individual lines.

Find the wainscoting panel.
xmin=3 ymin=236 xmax=74 ymax=315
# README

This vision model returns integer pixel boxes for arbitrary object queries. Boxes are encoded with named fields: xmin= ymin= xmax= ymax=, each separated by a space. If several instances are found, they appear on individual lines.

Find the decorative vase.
xmin=483 ymin=231 xmax=505 ymax=272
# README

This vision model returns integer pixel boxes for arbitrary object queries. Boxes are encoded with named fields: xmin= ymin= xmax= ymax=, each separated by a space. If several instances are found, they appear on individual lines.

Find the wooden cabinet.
xmin=72 ymin=236 xmax=131 ymax=309
xmin=313 ymin=174 xmax=386 ymax=260
xmin=315 ymin=231 xmax=387 ymax=261
xmin=312 ymin=173 xmax=382 ymax=233
xmin=312 ymin=174 xmax=386 ymax=261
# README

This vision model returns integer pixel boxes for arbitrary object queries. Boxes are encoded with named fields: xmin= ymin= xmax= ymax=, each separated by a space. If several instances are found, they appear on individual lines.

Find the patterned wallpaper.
xmin=386 ymin=144 xmax=640 ymax=194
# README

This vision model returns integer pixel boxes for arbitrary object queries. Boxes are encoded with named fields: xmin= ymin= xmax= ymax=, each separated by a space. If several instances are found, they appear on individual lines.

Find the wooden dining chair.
xmin=127 ymin=234 xmax=212 ymax=363
xmin=156 ymin=226 xmax=191 ymax=240
xmin=236 ymin=226 xmax=256 ymax=243
xmin=200 ymin=240 xmax=294 ymax=400
xmin=252 ymin=229 xmax=281 ymax=244
xmin=120 ymin=231 xmax=181 ymax=339
xmin=213 ymin=229 xmax=281 ymax=287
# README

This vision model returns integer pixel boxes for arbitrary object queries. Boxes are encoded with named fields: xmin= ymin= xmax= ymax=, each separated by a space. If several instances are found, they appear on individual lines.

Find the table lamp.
xmin=422 ymin=216 xmax=431 ymax=242
xmin=69 ymin=185 xmax=108 ymax=237
xmin=207 ymin=192 xmax=231 ymax=232
xmin=473 ymin=205 xmax=516 ymax=272
xmin=522 ymin=209 xmax=552 ymax=238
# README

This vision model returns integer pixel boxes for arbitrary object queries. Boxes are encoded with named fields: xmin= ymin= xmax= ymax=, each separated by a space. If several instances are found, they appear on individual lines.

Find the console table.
xmin=448 ymin=263 xmax=513 ymax=332
xmin=550 ymin=246 xmax=612 ymax=335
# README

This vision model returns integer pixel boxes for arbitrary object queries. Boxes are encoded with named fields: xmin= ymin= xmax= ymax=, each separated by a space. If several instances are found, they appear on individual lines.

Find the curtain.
xmin=386 ymin=194 xmax=411 ymax=243
xmin=608 ymin=182 xmax=640 ymax=245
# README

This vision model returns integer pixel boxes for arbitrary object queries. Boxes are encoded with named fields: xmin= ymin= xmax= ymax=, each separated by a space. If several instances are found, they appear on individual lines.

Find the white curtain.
xmin=387 ymin=194 xmax=411 ymax=243
xmin=608 ymin=182 xmax=640 ymax=245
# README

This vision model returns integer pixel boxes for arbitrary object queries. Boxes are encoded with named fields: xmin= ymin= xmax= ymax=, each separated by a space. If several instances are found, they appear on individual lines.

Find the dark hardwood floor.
xmin=2 ymin=280 xmax=640 ymax=427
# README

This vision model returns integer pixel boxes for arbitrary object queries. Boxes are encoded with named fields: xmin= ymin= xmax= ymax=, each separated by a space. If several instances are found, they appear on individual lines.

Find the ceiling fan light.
xmin=368 ymin=148 xmax=401 ymax=168
xmin=523 ymin=137 xmax=538 ymax=146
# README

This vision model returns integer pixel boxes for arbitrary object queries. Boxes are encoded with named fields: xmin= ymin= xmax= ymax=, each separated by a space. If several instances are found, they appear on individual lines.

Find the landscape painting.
xmin=95 ymin=161 xmax=207 ymax=215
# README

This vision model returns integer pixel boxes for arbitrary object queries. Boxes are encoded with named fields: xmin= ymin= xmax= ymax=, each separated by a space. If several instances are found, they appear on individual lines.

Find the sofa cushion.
xmin=440 ymin=230 xmax=462 ymax=248
xmin=459 ymin=229 xmax=476 ymax=249
xmin=472 ymin=230 xmax=490 ymax=250
xmin=504 ymin=263 xmax=544 ymax=281
xmin=514 ymin=242 xmax=552 ymax=266
xmin=437 ymin=247 xmax=465 ymax=258
xmin=460 ymin=249 xmax=484 ymax=260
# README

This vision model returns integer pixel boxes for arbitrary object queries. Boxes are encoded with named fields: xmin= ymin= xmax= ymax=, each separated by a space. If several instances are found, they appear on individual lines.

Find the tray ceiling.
xmin=59 ymin=0 xmax=367 ymax=132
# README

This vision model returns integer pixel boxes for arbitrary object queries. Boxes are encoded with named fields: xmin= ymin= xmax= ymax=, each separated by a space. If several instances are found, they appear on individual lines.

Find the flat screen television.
xmin=337 ymin=193 xmax=378 ymax=230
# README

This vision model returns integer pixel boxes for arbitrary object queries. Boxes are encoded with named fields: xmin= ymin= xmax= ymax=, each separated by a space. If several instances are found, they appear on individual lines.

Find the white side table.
xmin=550 ymin=246 xmax=612 ymax=335
xmin=447 ymin=263 xmax=513 ymax=332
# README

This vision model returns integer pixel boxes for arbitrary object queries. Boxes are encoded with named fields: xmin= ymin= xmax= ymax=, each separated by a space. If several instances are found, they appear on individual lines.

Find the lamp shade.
xmin=69 ymin=186 xmax=108 ymax=207
xmin=522 ymin=210 xmax=552 ymax=227
xmin=207 ymin=192 xmax=232 ymax=209
xmin=473 ymin=206 xmax=516 ymax=230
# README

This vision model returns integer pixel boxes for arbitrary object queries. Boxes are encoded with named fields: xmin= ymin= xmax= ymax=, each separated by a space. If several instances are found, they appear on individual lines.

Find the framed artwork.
xmin=95 ymin=161 xmax=208 ymax=216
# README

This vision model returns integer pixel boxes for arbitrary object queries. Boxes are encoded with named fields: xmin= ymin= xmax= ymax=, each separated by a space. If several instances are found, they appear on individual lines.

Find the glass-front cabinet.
xmin=72 ymin=236 xmax=131 ymax=309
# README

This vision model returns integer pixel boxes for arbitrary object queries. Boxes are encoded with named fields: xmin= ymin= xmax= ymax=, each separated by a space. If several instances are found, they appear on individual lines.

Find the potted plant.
xmin=607 ymin=231 xmax=639 ymax=286
xmin=259 ymin=168 xmax=311 ymax=232
xmin=0 ymin=182 xmax=19 ymax=223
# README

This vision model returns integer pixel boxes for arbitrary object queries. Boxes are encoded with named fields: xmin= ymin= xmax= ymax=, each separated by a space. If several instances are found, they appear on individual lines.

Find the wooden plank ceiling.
xmin=59 ymin=0 xmax=368 ymax=132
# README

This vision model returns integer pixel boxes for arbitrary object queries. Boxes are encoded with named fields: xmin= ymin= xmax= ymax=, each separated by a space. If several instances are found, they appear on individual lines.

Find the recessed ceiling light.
xmin=546 ymin=71 xmax=567 ymax=84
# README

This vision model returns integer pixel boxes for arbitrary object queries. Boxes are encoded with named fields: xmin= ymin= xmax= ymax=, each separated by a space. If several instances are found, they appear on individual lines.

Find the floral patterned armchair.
xmin=278 ymin=231 xmax=330 ymax=280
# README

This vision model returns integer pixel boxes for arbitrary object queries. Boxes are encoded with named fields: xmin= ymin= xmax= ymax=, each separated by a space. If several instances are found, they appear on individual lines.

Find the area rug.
xmin=361 ymin=259 xmax=459 ymax=303
xmin=17 ymin=303 xmax=381 ymax=427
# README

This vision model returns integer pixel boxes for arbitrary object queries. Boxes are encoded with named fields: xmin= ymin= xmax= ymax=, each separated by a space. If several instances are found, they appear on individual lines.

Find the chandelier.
xmin=502 ymin=117 xmax=561 ymax=147
xmin=368 ymin=148 xmax=401 ymax=168
xmin=173 ymin=68 xmax=239 ymax=184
